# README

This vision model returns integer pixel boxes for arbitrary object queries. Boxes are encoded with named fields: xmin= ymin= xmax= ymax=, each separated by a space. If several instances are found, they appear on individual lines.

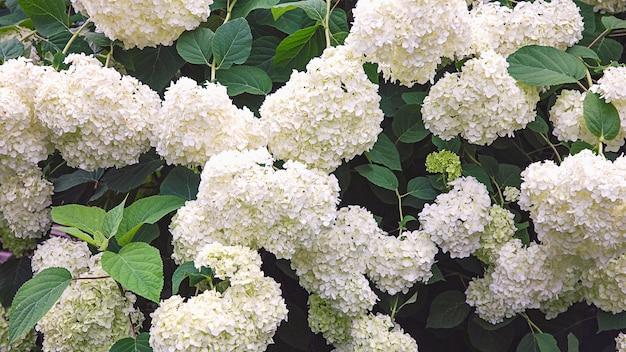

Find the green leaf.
xmin=51 ymin=204 xmax=106 ymax=236
xmin=216 ymin=65 xmax=272 ymax=96
xmin=253 ymin=8 xmax=312 ymax=35
xmin=0 ymin=39 xmax=24 ymax=63
xmin=101 ymin=243 xmax=163 ymax=303
xmin=507 ymin=45 xmax=587 ymax=86
xmin=527 ymin=115 xmax=549 ymax=134
xmin=462 ymin=164 xmax=494 ymax=192
xmin=176 ymin=28 xmax=214 ymax=65
xmin=597 ymin=310 xmax=626 ymax=332
xmin=570 ymin=140 xmax=595 ymax=155
xmin=103 ymin=198 xmax=126 ymax=240
xmin=495 ymin=164 xmax=522 ymax=188
xmin=55 ymin=226 xmax=97 ymax=245
xmin=98 ymin=158 xmax=164 ymax=195
xmin=116 ymin=195 xmax=185 ymax=246
xmin=567 ymin=333 xmax=579 ymax=352
xmin=272 ymin=0 xmax=326 ymax=22
xmin=211 ymin=0 xmax=279 ymax=19
xmin=392 ymin=104 xmax=430 ymax=143
xmin=406 ymin=177 xmax=438 ymax=200
xmin=273 ymin=24 xmax=323 ymax=68
xmin=160 ymin=166 xmax=200 ymax=201
xmin=432 ymin=136 xmax=461 ymax=154
xmin=468 ymin=316 xmax=515 ymax=352
xmin=354 ymin=164 xmax=398 ymax=191
xmin=109 ymin=332 xmax=152 ymax=352
xmin=53 ymin=168 xmax=104 ymax=192
xmin=212 ymin=18 xmax=252 ymax=70
xmin=0 ymin=257 xmax=32 ymax=307
xmin=602 ymin=16 xmax=626 ymax=30
xmin=84 ymin=32 xmax=114 ymax=47
xmin=516 ymin=333 xmax=560 ymax=352
xmin=17 ymin=0 xmax=68 ymax=36
xmin=584 ymin=92 xmax=620 ymax=141
xmin=8 ymin=267 xmax=72 ymax=344
xmin=401 ymin=91 xmax=428 ymax=105
xmin=566 ymin=45 xmax=600 ymax=60
xmin=115 ymin=46 xmax=185 ymax=92
xmin=426 ymin=290 xmax=471 ymax=329
xmin=171 ymin=262 xmax=212 ymax=295
xmin=478 ymin=155 xmax=499 ymax=177
xmin=368 ymin=133 xmax=402 ymax=171
xmin=427 ymin=264 xmax=445 ymax=284
xmin=328 ymin=8 xmax=348 ymax=34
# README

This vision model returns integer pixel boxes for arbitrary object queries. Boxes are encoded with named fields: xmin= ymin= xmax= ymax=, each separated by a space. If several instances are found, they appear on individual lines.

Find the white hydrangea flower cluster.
xmin=0 ymin=58 xmax=54 ymax=175
xmin=154 ymin=77 xmax=267 ymax=168
xmin=291 ymin=206 xmax=381 ymax=316
xmin=0 ymin=169 xmax=53 ymax=239
xmin=345 ymin=0 xmax=471 ymax=87
xmin=421 ymin=50 xmax=540 ymax=145
xmin=170 ymin=148 xmax=340 ymax=263
xmin=70 ymin=0 xmax=213 ymax=48
xmin=466 ymin=240 xmax=571 ymax=324
xmin=474 ymin=205 xmax=517 ymax=264
xmin=35 ymin=54 xmax=161 ymax=171
xmin=503 ymin=186 xmax=520 ymax=202
xmin=518 ymin=150 xmax=626 ymax=264
xmin=418 ymin=176 xmax=492 ymax=258
xmin=617 ymin=332 xmax=626 ymax=352
xmin=150 ymin=243 xmax=288 ymax=352
xmin=366 ymin=230 xmax=437 ymax=295
xmin=581 ymin=254 xmax=626 ymax=314
xmin=549 ymin=89 xmax=625 ymax=151
xmin=0 ymin=305 xmax=36 ymax=352
xmin=580 ymin=0 xmax=626 ymax=13
xmin=260 ymin=46 xmax=383 ymax=172
xmin=333 ymin=313 xmax=418 ymax=352
xmin=0 ymin=213 xmax=37 ymax=258
xmin=308 ymin=294 xmax=354 ymax=346
xmin=469 ymin=0 xmax=584 ymax=56
xmin=35 ymin=251 xmax=143 ymax=352
xmin=31 ymin=237 xmax=91 ymax=276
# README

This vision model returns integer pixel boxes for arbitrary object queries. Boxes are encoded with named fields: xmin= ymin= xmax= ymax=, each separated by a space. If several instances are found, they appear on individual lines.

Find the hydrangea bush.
xmin=1 ymin=0 xmax=626 ymax=351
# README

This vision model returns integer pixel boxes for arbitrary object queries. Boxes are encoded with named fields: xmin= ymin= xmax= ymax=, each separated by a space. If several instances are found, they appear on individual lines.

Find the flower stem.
xmin=62 ymin=19 xmax=92 ymax=55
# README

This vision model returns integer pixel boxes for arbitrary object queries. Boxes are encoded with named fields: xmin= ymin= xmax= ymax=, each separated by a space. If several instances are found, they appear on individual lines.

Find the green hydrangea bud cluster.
xmin=425 ymin=150 xmax=462 ymax=183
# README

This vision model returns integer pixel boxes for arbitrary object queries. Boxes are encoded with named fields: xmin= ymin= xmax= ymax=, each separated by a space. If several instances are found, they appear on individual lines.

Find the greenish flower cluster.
xmin=425 ymin=150 xmax=462 ymax=182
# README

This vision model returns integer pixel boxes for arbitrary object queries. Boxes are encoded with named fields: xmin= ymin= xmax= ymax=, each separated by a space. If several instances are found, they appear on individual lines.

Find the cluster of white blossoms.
xmin=333 ymin=313 xmax=418 ymax=352
xmin=308 ymin=294 xmax=354 ymax=346
xmin=580 ymin=0 xmax=626 ymax=13
xmin=0 ymin=170 xmax=53 ymax=239
xmin=170 ymin=148 xmax=340 ymax=262
xmin=617 ymin=332 xmax=626 ymax=352
xmin=418 ymin=176 xmax=492 ymax=258
xmin=421 ymin=50 xmax=540 ymax=145
xmin=70 ymin=0 xmax=213 ymax=48
xmin=345 ymin=0 xmax=471 ymax=86
xmin=519 ymin=150 xmax=626 ymax=264
xmin=366 ymin=230 xmax=437 ymax=295
xmin=469 ymin=0 xmax=584 ymax=56
xmin=260 ymin=46 xmax=383 ymax=172
xmin=581 ymin=254 xmax=626 ymax=314
xmin=0 ymin=214 xmax=37 ymax=257
xmin=150 ymin=243 xmax=288 ymax=352
xmin=0 ymin=305 xmax=36 ymax=352
xmin=35 ymin=54 xmax=160 ymax=171
xmin=154 ymin=77 xmax=267 ymax=168
xmin=32 ymin=238 xmax=143 ymax=352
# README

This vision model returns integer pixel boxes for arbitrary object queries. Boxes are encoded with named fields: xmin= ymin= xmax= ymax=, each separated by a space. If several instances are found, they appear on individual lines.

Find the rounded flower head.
xmin=260 ymin=46 xmax=384 ymax=172
xmin=421 ymin=50 xmax=540 ymax=145
xmin=70 ymin=0 xmax=213 ymax=48
xmin=31 ymin=237 xmax=91 ymax=276
xmin=581 ymin=253 xmax=626 ymax=313
xmin=333 ymin=313 xmax=418 ymax=352
xmin=0 ymin=305 xmax=36 ymax=352
xmin=519 ymin=150 xmax=626 ymax=264
xmin=154 ymin=77 xmax=267 ymax=168
xmin=418 ymin=176 xmax=492 ymax=258
xmin=35 ymin=54 xmax=161 ymax=170
xmin=308 ymin=294 xmax=353 ymax=346
xmin=194 ymin=242 xmax=264 ymax=286
xmin=0 ymin=168 xmax=53 ymax=239
xmin=36 ymin=254 xmax=143 ymax=352
xmin=474 ymin=205 xmax=517 ymax=264
xmin=345 ymin=0 xmax=471 ymax=86
xmin=579 ymin=0 xmax=626 ymax=13
xmin=170 ymin=148 xmax=340 ymax=262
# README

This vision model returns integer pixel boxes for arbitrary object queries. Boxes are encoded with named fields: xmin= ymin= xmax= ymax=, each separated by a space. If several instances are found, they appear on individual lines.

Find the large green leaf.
xmin=583 ymin=92 xmax=620 ymax=141
xmin=597 ymin=310 xmax=626 ymax=332
xmin=17 ymin=0 xmax=68 ymax=36
xmin=115 ymin=46 xmax=185 ymax=92
xmin=51 ymin=204 xmax=106 ymax=236
xmin=212 ymin=18 xmax=252 ymax=70
xmin=516 ymin=333 xmax=560 ymax=352
xmin=216 ymin=65 xmax=272 ymax=96
xmin=406 ymin=177 xmax=438 ymax=200
xmin=392 ymin=105 xmax=429 ymax=143
xmin=8 ymin=267 xmax=72 ymax=344
xmin=567 ymin=333 xmax=579 ymax=352
xmin=426 ymin=290 xmax=471 ymax=329
xmin=507 ymin=45 xmax=587 ymax=86
xmin=211 ymin=0 xmax=279 ymax=19
xmin=116 ymin=195 xmax=186 ymax=246
xmin=368 ymin=133 xmax=402 ymax=171
xmin=171 ymin=261 xmax=212 ymax=295
xmin=102 ymin=198 xmax=126 ymax=240
xmin=98 ymin=158 xmax=164 ymax=195
xmin=0 ymin=39 xmax=24 ymax=63
xmin=101 ymin=243 xmax=163 ymax=303
xmin=160 ymin=166 xmax=200 ymax=201
xmin=53 ymin=168 xmax=104 ymax=192
xmin=176 ymin=28 xmax=214 ymax=65
xmin=354 ymin=164 xmax=398 ymax=191
xmin=109 ymin=332 xmax=152 ymax=352
xmin=0 ymin=257 xmax=32 ymax=307
xmin=272 ymin=0 xmax=326 ymax=22
xmin=274 ymin=24 xmax=324 ymax=68
xmin=601 ymin=16 xmax=626 ymax=30
xmin=468 ymin=316 xmax=515 ymax=352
